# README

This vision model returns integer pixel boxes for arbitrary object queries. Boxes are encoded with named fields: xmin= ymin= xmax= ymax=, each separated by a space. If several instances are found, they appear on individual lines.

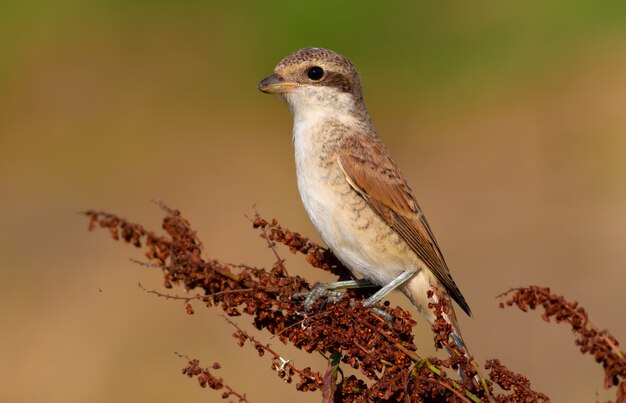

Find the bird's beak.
xmin=257 ymin=74 xmax=299 ymax=94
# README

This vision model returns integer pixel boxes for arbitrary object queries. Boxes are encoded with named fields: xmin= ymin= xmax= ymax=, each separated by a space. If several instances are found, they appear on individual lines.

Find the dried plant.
xmin=498 ymin=287 xmax=626 ymax=402
xmin=84 ymin=204 xmax=625 ymax=402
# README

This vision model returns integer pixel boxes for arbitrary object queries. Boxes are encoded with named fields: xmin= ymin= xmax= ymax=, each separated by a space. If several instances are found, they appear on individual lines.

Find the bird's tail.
xmin=441 ymin=308 xmax=471 ymax=372
xmin=450 ymin=331 xmax=466 ymax=353
xmin=443 ymin=309 xmax=489 ymax=392
xmin=403 ymin=280 xmax=484 ymax=385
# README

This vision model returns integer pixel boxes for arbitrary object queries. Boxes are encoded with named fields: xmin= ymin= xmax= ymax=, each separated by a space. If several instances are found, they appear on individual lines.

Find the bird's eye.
xmin=307 ymin=66 xmax=324 ymax=81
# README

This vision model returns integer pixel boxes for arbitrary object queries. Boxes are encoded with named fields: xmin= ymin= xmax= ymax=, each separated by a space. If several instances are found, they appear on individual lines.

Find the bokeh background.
xmin=1 ymin=1 xmax=625 ymax=402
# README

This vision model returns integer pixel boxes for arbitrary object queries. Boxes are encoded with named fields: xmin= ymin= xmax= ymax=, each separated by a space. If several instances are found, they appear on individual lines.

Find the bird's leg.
xmin=362 ymin=270 xmax=416 ymax=307
xmin=294 ymin=279 xmax=376 ymax=310
xmin=356 ymin=270 xmax=417 ymax=321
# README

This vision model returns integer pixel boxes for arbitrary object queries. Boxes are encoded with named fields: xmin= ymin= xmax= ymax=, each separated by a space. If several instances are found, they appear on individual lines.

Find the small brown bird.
xmin=258 ymin=47 xmax=471 ymax=350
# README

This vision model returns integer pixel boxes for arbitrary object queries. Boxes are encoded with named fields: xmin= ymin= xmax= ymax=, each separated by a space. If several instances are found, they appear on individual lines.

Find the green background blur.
xmin=1 ymin=1 xmax=625 ymax=402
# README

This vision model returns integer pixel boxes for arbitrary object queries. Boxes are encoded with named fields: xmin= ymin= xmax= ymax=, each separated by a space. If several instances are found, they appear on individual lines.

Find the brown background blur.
xmin=1 ymin=2 xmax=625 ymax=402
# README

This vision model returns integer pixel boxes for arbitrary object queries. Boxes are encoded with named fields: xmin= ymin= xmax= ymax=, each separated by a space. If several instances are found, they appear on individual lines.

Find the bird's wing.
xmin=338 ymin=136 xmax=471 ymax=316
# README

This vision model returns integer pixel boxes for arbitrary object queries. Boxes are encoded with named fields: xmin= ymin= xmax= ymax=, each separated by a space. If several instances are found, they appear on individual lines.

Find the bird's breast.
xmin=293 ymin=122 xmax=417 ymax=285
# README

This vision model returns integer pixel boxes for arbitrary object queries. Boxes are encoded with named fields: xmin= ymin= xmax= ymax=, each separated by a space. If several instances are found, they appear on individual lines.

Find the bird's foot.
xmin=293 ymin=282 xmax=394 ymax=322
xmin=294 ymin=279 xmax=377 ymax=310
xmin=293 ymin=283 xmax=347 ymax=310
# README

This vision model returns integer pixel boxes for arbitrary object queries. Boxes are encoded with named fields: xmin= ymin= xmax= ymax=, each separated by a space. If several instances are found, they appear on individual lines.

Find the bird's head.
xmin=258 ymin=47 xmax=366 ymax=118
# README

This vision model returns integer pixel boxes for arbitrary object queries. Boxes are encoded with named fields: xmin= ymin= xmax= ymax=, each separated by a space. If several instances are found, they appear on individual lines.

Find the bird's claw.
xmin=294 ymin=284 xmax=346 ymax=310
xmin=294 ymin=284 xmax=394 ymax=322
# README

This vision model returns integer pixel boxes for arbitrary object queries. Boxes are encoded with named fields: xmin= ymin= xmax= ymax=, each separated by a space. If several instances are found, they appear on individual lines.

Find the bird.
xmin=257 ymin=47 xmax=471 ymax=352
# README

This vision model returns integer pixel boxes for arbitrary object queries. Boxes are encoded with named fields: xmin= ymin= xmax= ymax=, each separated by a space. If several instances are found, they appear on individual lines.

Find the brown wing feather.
xmin=338 ymin=137 xmax=471 ymax=316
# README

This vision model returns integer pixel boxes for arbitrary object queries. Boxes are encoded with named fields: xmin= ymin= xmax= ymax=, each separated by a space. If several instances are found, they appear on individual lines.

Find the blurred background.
xmin=1 ymin=1 xmax=625 ymax=401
